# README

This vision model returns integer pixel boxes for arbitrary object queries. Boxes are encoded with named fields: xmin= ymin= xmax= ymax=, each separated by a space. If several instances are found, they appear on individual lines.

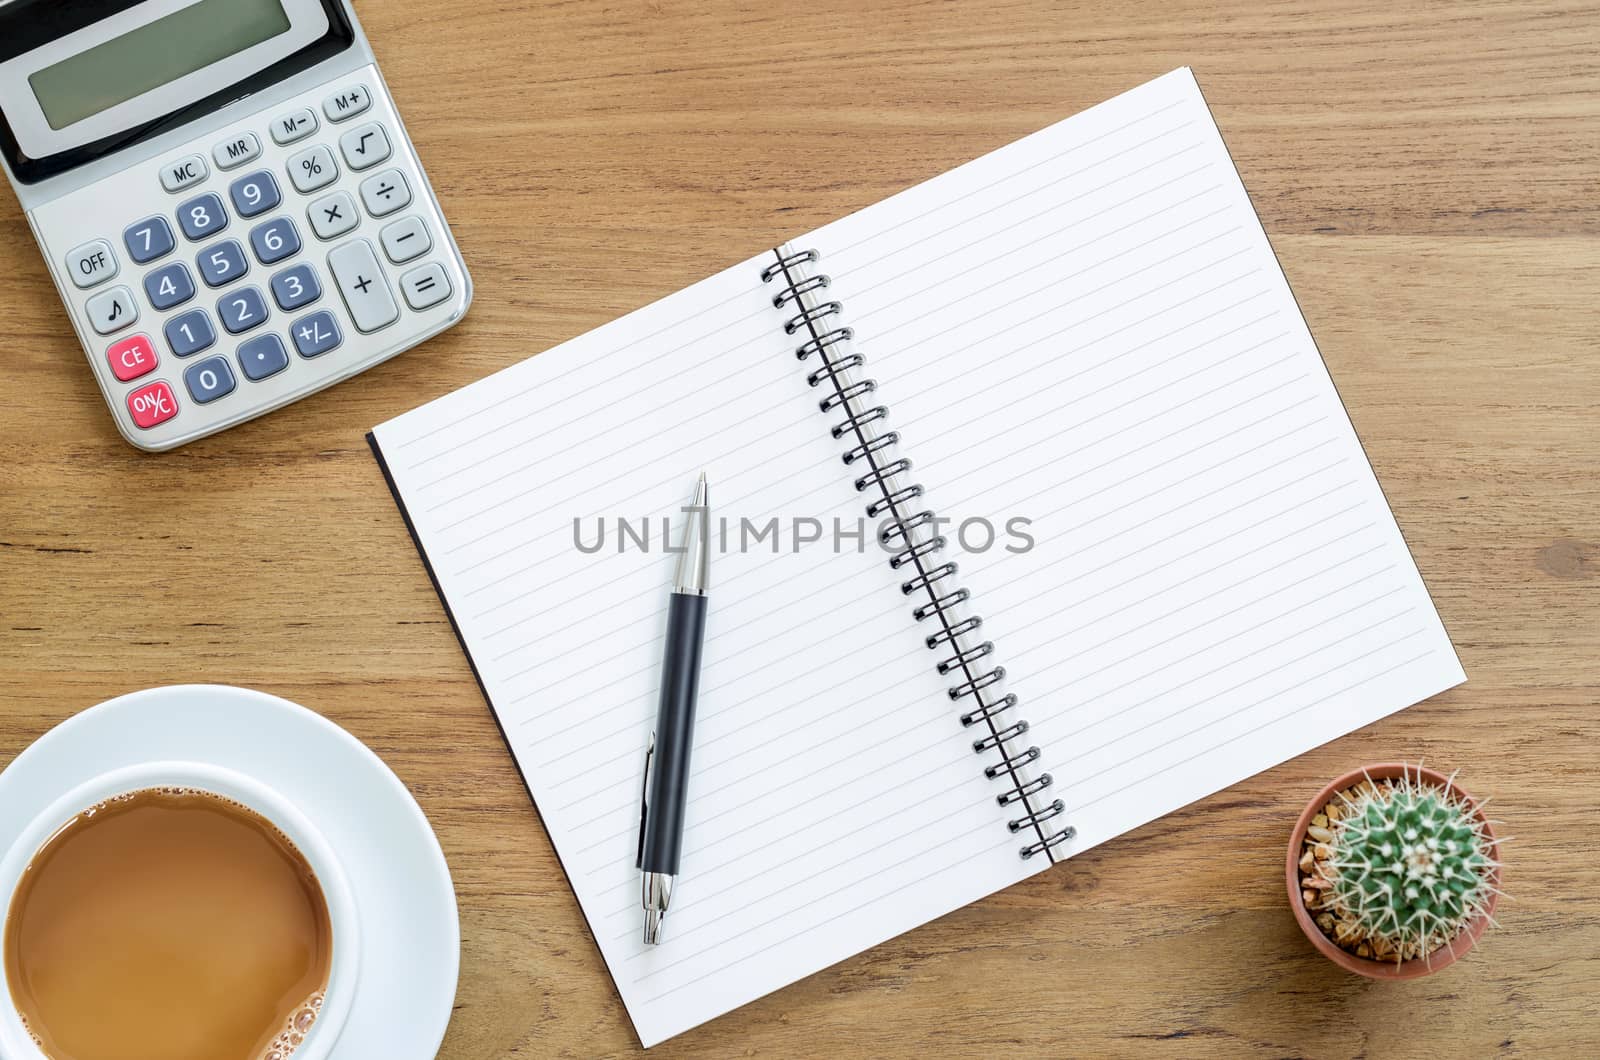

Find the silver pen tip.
xmin=673 ymin=474 xmax=710 ymax=594
xmin=643 ymin=908 xmax=665 ymax=945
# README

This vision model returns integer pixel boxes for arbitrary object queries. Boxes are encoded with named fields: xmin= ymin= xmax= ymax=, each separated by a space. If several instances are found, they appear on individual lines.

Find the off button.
xmin=65 ymin=239 xmax=118 ymax=289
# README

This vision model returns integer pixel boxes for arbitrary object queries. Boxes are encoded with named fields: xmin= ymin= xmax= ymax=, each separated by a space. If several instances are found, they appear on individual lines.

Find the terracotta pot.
xmin=1286 ymin=762 xmax=1500 ymax=979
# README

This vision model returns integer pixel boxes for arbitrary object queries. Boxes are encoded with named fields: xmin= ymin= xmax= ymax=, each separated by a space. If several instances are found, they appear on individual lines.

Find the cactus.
xmin=1327 ymin=768 xmax=1500 ymax=964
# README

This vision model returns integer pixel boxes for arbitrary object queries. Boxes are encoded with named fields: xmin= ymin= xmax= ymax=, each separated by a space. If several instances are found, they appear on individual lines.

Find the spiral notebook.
xmin=368 ymin=68 xmax=1463 ymax=1046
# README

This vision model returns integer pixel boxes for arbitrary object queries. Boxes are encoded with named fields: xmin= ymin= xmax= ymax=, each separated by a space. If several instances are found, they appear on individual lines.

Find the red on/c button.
xmin=107 ymin=334 xmax=158 ymax=381
xmin=127 ymin=381 xmax=178 ymax=429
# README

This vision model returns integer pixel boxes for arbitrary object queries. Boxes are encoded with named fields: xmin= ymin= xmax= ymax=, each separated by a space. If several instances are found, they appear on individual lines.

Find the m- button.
xmin=65 ymin=239 xmax=118 ymax=288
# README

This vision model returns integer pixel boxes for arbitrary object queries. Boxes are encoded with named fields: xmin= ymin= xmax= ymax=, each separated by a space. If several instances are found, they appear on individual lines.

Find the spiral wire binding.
xmin=761 ymin=245 xmax=1076 ymax=862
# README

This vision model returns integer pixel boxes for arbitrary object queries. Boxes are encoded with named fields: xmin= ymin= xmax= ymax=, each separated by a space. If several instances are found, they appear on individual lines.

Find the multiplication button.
xmin=308 ymin=191 xmax=359 ymax=240
xmin=327 ymin=239 xmax=398 ymax=333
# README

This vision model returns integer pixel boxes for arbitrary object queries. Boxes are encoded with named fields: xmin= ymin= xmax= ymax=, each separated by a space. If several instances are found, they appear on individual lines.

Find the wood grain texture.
xmin=2 ymin=0 xmax=1597 ymax=1056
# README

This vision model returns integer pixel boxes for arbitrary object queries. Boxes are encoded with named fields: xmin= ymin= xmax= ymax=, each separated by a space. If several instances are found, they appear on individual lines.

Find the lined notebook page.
xmin=370 ymin=259 xmax=1043 ymax=1046
xmin=801 ymin=67 xmax=1464 ymax=854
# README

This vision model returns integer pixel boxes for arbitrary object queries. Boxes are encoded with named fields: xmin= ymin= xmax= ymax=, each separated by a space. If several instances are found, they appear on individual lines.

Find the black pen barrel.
xmin=640 ymin=591 xmax=708 ymax=875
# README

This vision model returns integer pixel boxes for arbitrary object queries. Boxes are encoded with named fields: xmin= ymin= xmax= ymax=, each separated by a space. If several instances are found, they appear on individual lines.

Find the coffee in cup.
xmin=3 ymin=786 xmax=333 ymax=1060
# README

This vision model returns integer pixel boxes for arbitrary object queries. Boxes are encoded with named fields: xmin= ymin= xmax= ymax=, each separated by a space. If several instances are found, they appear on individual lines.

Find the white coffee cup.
xmin=0 ymin=760 xmax=361 ymax=1060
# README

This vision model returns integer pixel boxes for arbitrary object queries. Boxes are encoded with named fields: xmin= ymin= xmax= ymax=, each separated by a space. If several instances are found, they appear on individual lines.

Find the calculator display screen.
xmin=29 ymin=0 xmax=293 ymax=130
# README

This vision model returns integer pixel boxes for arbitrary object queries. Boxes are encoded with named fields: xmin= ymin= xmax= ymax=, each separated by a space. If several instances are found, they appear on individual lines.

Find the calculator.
xmin=0 ymin=0 xmax=471 ymax=451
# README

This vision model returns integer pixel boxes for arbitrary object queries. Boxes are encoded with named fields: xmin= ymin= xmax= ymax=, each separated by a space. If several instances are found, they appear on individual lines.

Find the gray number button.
xmin=164 ymin=309 xmax=216 ymax=356
xmin=184 ymin=355 xmax=236 ymax=403
xmin=327 ymin=239 xmax=398 ymax=333
xmin=308 ymin=190 xmax=359 ymax=241
xmin=177 ymin=193 xmax=228 ymax=240
xmin=359 ymin=168 xmax=410 ymax=217
xmin=144 ymin=262 xmax=195 ymax=311
xmin=229 ymin=170 xmax=281 ymax=218
xmin=237 ymin=333 xmax=290 ymax=381
xmin=271 ymin=263 xmax=321 ymax=311
xmin=250 ymin=217 xmax=301 ymax=265
xmin=291 ymin=310 xmax=342 ymax=358
xmin=197 ymin=239 xmax=249 ymax=287
xmin=86 ymin=285 xmax=138 ymax=335
xmin=287 ymin=145 xmax=338 ymax=193
xmin=218 ymin=286 xmax=269 ymax=335
xmin=124 ymin=216 xmax=175 ymax=264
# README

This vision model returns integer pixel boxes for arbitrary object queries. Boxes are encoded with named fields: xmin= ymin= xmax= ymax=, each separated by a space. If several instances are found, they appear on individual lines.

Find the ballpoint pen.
xmin=637 ymin=473 xmax=710 ymax=945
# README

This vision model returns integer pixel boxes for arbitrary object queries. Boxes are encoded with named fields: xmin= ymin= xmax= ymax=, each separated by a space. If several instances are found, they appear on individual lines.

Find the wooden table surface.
xmin=2 ymin=1 xmax=1597 ymax=1055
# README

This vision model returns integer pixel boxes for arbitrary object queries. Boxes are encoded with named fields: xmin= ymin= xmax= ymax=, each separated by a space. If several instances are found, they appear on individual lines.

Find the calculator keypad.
xmin=42 ymin=68 xmax=466 ymax=447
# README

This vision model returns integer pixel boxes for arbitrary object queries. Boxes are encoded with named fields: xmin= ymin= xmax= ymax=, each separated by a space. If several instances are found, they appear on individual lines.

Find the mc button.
xmin=127 ymin=380 xmax=179 ymax=429
xmin=106 ymin=334 xmax=158 ymax=382
xmin=160 ymin=154 xmax=209 ymax=193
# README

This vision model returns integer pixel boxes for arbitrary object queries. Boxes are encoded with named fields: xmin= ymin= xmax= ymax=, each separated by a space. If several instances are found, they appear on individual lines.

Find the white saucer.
xmin=0 ymin=685 xmax=459 ymax=1059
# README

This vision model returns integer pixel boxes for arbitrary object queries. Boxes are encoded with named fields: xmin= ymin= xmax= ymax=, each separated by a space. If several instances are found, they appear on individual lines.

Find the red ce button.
xmin=107 ymin=334 xmax=158 ymax=382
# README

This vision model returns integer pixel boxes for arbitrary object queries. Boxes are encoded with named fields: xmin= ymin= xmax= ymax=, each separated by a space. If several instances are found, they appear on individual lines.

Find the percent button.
xmin=287 ymin=145 xmax=339 ymax=194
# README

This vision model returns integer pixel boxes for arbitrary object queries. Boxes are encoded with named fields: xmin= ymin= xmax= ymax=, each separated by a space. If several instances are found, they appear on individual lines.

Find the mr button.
xmin=65 ymin=240 xmax=118 ymax=289
xmin=107 ymin=334 xmax=159 ymax=382
xmin=127 ymin=380 xmax=179 ymax=429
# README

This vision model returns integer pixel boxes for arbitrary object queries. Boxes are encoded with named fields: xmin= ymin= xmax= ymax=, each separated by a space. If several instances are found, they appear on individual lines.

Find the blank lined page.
xmin=800 ymin=67 xmax=1464 ymax=856
xmin=370 ymin=258 xmax=1041 ymax=1047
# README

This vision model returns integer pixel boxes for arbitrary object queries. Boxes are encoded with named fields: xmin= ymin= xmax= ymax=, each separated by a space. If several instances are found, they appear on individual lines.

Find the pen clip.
xmin=635 ymin=730 xmax=655 ymax=869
